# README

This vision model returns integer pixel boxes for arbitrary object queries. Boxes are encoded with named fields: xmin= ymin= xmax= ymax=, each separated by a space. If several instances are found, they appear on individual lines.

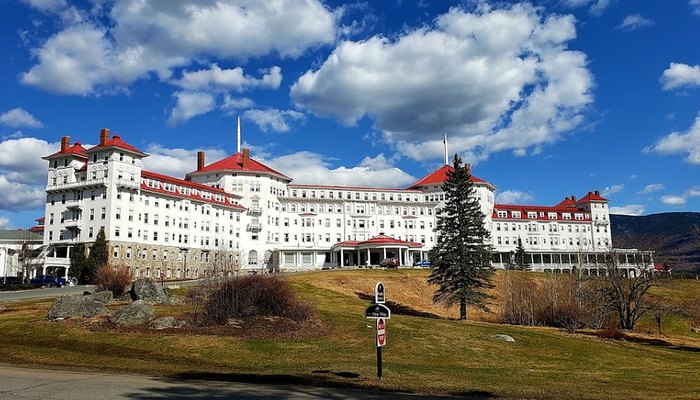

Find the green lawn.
xmin=0 ymin=269 xmax=698 ymax=399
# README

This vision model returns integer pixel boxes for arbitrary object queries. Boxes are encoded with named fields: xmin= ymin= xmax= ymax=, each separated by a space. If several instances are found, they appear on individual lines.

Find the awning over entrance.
xmin=330 ymin=234 xmax=423 ymax=267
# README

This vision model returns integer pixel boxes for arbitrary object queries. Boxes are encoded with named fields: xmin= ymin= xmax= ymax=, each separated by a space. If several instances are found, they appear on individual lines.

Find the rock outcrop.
xmin=47 ymin=295 xmax=109 ymax=320
xmin=109 ymin=300 xmax=155 ymax=327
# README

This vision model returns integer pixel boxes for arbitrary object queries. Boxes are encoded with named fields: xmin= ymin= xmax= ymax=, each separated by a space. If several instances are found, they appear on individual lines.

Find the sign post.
xmin=365 ymin=282 xmax=390 ymax=380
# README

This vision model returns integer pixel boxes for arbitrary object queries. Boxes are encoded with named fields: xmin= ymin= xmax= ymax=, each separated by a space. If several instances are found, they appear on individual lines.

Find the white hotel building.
xmin=40 ymin=128 xmax=622 ymax=280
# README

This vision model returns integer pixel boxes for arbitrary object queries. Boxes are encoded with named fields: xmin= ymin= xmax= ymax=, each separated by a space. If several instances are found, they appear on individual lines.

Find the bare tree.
xmin=645 ymin=295 xmax=691 ymax=335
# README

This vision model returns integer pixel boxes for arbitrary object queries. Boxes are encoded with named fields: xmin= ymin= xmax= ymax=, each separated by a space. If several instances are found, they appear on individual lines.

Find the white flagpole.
xmin=237 ymin=116 xmax=241 ymax=153
xmin=443 ymin=133 xmax=448 ymax=165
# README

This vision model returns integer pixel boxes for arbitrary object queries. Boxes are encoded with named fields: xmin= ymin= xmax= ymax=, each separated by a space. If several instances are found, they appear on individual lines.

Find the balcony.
xmin=594 ymin=219 xmax=609 ymax=226
xmin=116 ymin=178 xmax=140 ymax=190
xmin=247 ymin=223 xmax=262 ymax=232
xmin=46 ymin=178 xmax=108 ymax=192
xmin=64 ymin=219 xmax=82 ymax=229
xmin=247 ymin=206 xmax=262 ymax=216
xmin=65 ymin=199 xmax=84 ymax=210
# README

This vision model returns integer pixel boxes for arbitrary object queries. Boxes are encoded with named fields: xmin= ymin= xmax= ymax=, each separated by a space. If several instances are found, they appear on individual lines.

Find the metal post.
xmin=377 ymin=344 xmax=382 ymax=380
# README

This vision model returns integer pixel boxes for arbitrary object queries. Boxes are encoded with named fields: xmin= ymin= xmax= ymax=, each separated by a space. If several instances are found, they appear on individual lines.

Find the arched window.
xmin=113 ymin=245 xmax=120 ymax=258
xmin=248 ymin=250 xmax=258 ymax=265
xmin=125 ymin=246 xmax=132 ymax=259
xmin=163 ymin=250 xmax=168 ymax=261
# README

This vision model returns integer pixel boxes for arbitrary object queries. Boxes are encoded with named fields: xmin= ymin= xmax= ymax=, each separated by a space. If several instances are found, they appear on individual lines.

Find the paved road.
xmin=0 ymin=285 xmax=96 ymax=302
xmin=0 ymin=365 xmax=466 ymax=399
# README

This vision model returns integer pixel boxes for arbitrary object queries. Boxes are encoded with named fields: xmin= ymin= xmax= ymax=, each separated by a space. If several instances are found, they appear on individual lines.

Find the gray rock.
xmin=493 ymin=334 xmax=515 ymax=342
xmin=691 ymin=327 xmax=699 ymax=334
xmin=109 ymin=300 xmax=155 ymax=327
xmin=150 ymin=316 xmax=186 ymax=330
xmin=47 ymin=295 xmax=109 ymax=320
xmin=88 ymin=290 xmax=113 ymax=304
xmin=129 ymin=278 xmax=169 ymax=303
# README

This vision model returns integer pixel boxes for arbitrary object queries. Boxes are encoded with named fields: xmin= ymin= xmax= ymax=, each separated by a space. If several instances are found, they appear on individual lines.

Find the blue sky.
xmin=1 ymin=0 xmax=699 ymax=229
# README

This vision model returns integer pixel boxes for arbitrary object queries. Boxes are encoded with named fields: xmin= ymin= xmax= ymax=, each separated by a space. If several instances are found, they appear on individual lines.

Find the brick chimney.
xmin=571 ymin=195 xmax=576 ymax=202
xmin=594 ymin=190 xmax=600 ymax=196
xmin=60 ymin=136 xmax=70 ymax=152
xmin=99 ymin=128 xmax=109 ymax=145
xmin=197 ymin=151 xmax=205 ymax=171
xmin=242 ymin=148 xmax=250 ymax=168
xmin=465 ymin=163 xmax=471 ymax=175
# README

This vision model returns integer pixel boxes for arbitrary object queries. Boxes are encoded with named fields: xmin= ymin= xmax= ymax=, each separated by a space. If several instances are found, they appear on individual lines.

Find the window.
xmin=248 ymin=250 xmax=258 ymax=265
xmin=101 ymin=207 xmax=106 ymax=219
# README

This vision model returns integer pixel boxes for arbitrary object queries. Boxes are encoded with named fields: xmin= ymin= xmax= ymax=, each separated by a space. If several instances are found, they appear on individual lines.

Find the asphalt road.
xmin=0 ymin=285 xmax=96 ymax=302
xmin=0 ymin=366 xmax=464 ymax=399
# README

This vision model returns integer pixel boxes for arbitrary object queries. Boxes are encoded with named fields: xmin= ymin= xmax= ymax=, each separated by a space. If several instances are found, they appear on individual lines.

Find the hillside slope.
xmin=611 ymin=212 xmax=700 ymax=272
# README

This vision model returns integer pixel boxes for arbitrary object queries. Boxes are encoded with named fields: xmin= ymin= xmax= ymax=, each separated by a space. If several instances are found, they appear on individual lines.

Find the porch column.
xmin=356 ymin=250 xmax=361 ymax=266
xmin=340 ymin=249 xmax=344 ymax=267
xmin=398 ymin=248 xmax=402 ymax=265
xmin=366 ymin=249 xmax=370 ymax=266
xmin=383 ymin=248 xmax=387 ymax=260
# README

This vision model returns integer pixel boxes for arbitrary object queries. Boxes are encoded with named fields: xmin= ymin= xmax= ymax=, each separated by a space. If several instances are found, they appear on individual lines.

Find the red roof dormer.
xmin=555 ymin=196 xmax=579 ymax=208
xmin=42 ymin=136 xmax=88 ymax=159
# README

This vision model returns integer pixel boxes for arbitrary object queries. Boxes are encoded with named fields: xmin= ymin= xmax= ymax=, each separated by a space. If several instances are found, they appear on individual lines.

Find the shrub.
xmin=94 ymin=264 xmax=132 ymax=297
xmin=194 ymin=275 xmax=315 ymax=326
xmin=597 ymin=327 xmax=626 ymax=340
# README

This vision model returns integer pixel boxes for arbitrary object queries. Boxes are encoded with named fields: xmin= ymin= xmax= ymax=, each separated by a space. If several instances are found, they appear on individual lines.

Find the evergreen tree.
xmin=85 ymin=227 xmax=109 ymax=284
xmin=428 ymin=154 xmax=494 ymax=320
xmin=514 ymin=237 xmax=530 ymax=271
xmin=69 ymin=243 xmax=87 ymax=284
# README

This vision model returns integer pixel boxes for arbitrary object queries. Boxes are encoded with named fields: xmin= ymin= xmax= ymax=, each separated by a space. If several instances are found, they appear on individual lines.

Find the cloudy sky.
xmin=1 ymin=0 xmax=699 ymax=229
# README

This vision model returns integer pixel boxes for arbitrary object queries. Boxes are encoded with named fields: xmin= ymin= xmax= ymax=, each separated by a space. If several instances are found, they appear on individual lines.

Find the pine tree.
xmin=428 ymin=154 xmax=494 ymax=320
xmin=85 ymin=227 xmax=109 ymax=284
xmin=69 ymin=243 xmax=87 ymax=284
xmin=514 ymin=237 xmax=530 ymax=271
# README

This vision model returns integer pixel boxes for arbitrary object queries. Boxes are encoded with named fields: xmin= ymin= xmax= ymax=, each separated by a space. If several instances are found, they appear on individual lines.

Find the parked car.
xmin=413 ymin=259 xmax=432 ymax=267
xmin=30 ymin=275 xmax=66 ymax=287
xmin=380 ymin=258 xmax=400 ymax=268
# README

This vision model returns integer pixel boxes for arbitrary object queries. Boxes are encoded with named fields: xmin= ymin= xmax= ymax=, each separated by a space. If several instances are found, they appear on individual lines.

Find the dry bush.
xmin=191 ymin=275 xmax=315 ymax=326
xmin=94 ymin=264 xmax=132 ymax=297
xmin=501 ymin=272 xmax=539 ymax=326
xmin=596 ymin=327 xmax=626 ymax=340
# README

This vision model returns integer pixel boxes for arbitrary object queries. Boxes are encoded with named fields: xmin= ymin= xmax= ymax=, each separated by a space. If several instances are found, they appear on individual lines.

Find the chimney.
xmin=99 ymin=128 xmax=109 ymax=145
xmin=571 ymin=195 xmax=576 ymax=202
xmin=465 ymin=163 xmax=471 ymax=175
xmin=197 ymin=151 xmax=205 ymax=171
xmin=242 ymin=148 xmax=250 ymax=168
xmin=60 ymin=136 xmax=70 ymax=152
xmin=594 ymin=190 xmax=600 ymax=196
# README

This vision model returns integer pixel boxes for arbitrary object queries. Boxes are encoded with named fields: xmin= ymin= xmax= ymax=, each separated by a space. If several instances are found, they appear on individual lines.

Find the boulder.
xmin=88 ymin=290 xmax=113 ymax=304
xmin=47 ymin=295 xmax=109 ymax=320
xmin=129 ymin=278 xmax=169 ymax=303
xmin=493 ymin=334 xmax=515 ymax=342
xmin=109 ymin=300 xmax=155 ymax=327
xmin=150 ymin=316 xmax=186 ymax=330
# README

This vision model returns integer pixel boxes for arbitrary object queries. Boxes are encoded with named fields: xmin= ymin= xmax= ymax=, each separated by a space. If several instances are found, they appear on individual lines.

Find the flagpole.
xmin=443 ymin=133 xmax=448 ymax=165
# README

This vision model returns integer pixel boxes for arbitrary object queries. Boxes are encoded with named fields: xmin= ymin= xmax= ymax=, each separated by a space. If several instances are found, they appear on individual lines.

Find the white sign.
xmin=376 ymin=318 xmax=386 ymax=347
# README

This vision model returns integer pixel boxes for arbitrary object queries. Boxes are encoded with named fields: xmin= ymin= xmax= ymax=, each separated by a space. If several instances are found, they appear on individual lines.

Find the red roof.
xmin=87 ymin=134 xmax=147 ymax=156
xmin=332 ymin=234 xmax=423 ymax=249
xmin=493 ymin=204 xmax=591 ymax=221
xmin=577 ymin=191 xmax=608 ymax=203
xmin=141 ymin=170 xmax=244 ymax=210
xmin=29 ymin=225 xmax=44 ymax=233
xmin=189 ymin=152 xmax=290 ymax=180
xmin=555 ymin=197 xmax=579 ymax=208
xmin=289 ymin=183 xmax=422 ymax=193
xmin=36 ymin=216 xmax=45 ymax=223
xmin=407 ymin=165 xmax=494 ymax=190
xmin=43 ymin=142 xmax=89 ymax=159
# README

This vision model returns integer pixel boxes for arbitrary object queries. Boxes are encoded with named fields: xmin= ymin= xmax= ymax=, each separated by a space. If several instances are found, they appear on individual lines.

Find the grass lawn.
xmin=0 ymin=269 xmax=698 ymax=399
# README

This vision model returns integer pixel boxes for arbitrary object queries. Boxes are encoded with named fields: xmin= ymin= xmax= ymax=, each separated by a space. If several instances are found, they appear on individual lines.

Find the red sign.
xmin=376 ymin=318 xmax=386 ymax=347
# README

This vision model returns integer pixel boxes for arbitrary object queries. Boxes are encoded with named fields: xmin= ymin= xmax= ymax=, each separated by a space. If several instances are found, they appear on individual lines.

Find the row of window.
xmin=288 ymin=188 xmax=423 ymax=202
xmin=494 ymin=236 xmax=610 ymax=247
xmin=495 ymin=210 xmax=589 ymax=220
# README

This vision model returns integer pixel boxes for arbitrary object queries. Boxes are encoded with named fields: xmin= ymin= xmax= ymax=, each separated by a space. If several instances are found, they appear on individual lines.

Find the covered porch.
xmin=330 ymin=234 xmax=425 ymax=267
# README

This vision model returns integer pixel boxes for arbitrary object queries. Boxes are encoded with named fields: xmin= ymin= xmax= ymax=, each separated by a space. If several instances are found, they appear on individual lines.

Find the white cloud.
xmin=173 ymin=65 xmax=282 ymax=92
xmin=0 ymin=108 xmax=43 ymax=128
xmin=243 ymin=109 xmax=306 ymax=133
xmin=24 ymin=0 xmax=67 ymax=13
xmin=691 ymin=0 xmax=700 ymax=16
xmin=291 ymin=4 xmax=593 ymax=162
xmin=168 ymin=92 xmax=215 ymax=125
xmin=0 ymin=176 xmax=45 ymax=211
xmin=220 ymin=96 xmax=255 ymax=114
xmin=617 ymin=14 xmax=654 ymax=31
xmin=602 ymin=184 xmax=624 ymax=197
xmin=660 ymin=63 xmax=700 ymax=91
xmin=0 ymin=216 xmax=14 ymax=230
xmin=142 ymin=144 xmax=228 ymax=179
xmin=609 ymin=204 xmax=645 ymax=216
xmin=21 ymin=1 xmax=336 ymax=95
xmin=562 ymin=0 xmax=610 ymax=16
xmin=262 ymin=151 xmax=416 ymax=188
xmin=661 ymin=195 xmax=686 ymax=206
xmin=640 ymin=183 xmax=664 ymax=194
xmin=645 ymin=112 xmax=700 ymax=164
xmin=0 ymin=137 xmax=57 ymax=184
xmin=495 ymin=190 xmax=534 ymax=204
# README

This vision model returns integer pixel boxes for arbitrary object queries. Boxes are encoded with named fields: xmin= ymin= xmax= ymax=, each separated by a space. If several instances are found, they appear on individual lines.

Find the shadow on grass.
xmin=355 ymin=292 xmax=442 ymax=319
xmin=622 ymin=335 xmax=700 ymax=353
xmin=122 ymin=371 xmax=494 ymax=399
